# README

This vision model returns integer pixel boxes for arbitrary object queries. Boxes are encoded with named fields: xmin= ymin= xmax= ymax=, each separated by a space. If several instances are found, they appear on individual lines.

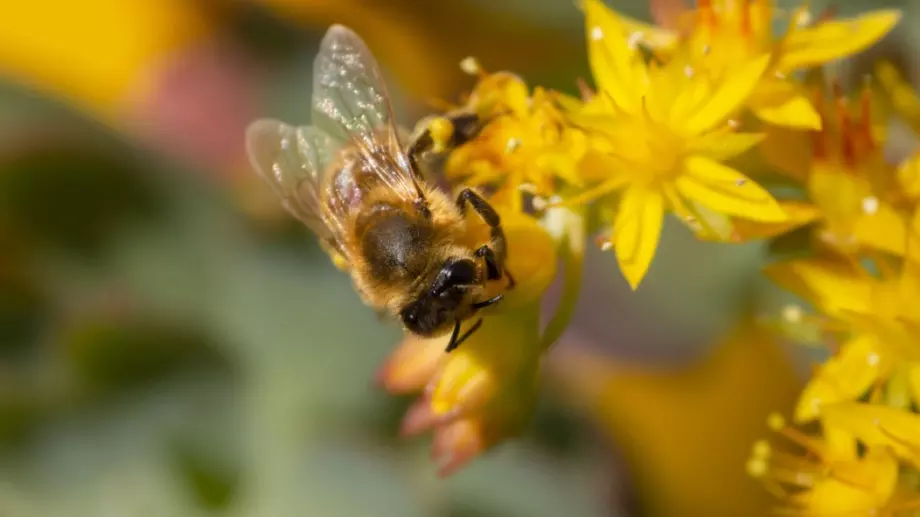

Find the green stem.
xmin=538 ymin=206 xmax=586 ymax=353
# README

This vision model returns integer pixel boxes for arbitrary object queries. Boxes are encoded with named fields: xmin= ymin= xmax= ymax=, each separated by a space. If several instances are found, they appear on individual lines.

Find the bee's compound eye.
xmin=400 ymin=303 xmax=424 ymax=333
xmin=400 ymin=300 xmax=446 ymax=336
xmin=443 ymin=259 xmax=478 ymax=288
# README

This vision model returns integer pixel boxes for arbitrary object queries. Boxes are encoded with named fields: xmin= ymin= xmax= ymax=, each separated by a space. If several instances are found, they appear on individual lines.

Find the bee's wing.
xmin=245 ymin=118 xmax=351 ymax=259
xmin=311 ymin=24 xmax=423 ymax=203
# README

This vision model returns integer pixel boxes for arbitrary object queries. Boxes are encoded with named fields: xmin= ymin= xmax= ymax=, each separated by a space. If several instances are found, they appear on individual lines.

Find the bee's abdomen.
xmin=358 ymin=205 xmax=433 ymax=284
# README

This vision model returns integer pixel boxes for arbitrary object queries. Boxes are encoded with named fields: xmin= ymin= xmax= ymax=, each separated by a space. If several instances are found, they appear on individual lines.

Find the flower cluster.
xmin=374 ymin=0 xmax=920 ymax=485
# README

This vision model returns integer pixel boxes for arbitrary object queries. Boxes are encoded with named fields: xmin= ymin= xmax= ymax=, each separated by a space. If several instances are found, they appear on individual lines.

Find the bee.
xmin=245 ymin=25 xmax=514 ymax=352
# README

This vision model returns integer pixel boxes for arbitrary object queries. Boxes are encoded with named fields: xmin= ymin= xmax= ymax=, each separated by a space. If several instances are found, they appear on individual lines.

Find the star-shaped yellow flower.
xmin=748 ymin=413 xmax=905 ymax=517
xmin=759 ymin=79 xmax=913 ymax=257
xmin=416 ymin=62 xmax=587 ymax=213
xmin=625 ymin=0 xmax=902 ymax=129
xmin=564 ymin=0 xmax=787 ymax=289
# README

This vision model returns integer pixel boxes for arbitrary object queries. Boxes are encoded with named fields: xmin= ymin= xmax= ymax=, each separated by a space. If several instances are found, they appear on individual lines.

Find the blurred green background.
xmin=0 ymin=1 xmax=912 ymax=516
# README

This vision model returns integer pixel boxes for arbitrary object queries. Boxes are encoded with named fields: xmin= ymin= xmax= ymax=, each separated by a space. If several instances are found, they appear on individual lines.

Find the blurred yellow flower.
xmin=877 ymin=61 xmax=920 ymax=137
xmin=553 ymin=321 xmax=800 ymax=517
xmin=635 ymin=0 xmax=901 ymax=129
xmin=565 ymin=0 xmax=786 ymax=289
xmin=378 ymin=210 xmax=559 ymax=476
xmin=877 ymin=62 xmax=920 ymax=205
xmin=0 ymin=0 xmax=210 ymax=124
xmin=425 ymin=64 xmax=587 ymax=212
xmin=761 ymin=81 xmax=911 ymax=256
xmin=822 ymin=403 xmax=920 ymax=466
xmin=757 ymin=253 xmax=920 ymax=513
xmin=252 ymin=0 xmax=583 ymax=105
xmin=748 ymin=415 xmax=904 ymax=517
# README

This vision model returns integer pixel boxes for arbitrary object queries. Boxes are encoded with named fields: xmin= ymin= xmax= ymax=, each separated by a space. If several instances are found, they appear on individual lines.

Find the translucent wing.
xmin=245 ymin=118 xmax=351 ymax=259
xmin=311 ymin=24 xmax=422 ymax=203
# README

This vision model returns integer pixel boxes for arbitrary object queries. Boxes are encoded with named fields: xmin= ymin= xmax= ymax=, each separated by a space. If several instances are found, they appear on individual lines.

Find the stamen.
xmin=594 ymin=235 xmax=614 ymax=251
xmin=782 ymin=304 xmax=803 ymax=323
xmin=459 ymin=56 xmax=483 ymax=76
xmin=591 ymin=26 xmax=604 ymax=41
xmin=746 ymin=457 xmax=768 ymax=478
xmin=796 ymin=9 xmax=812 ymax=27
xmin=861 ymin=196 xmax=879 ymax=215
xmin=627 ymin=31 xmax=644 ymax=50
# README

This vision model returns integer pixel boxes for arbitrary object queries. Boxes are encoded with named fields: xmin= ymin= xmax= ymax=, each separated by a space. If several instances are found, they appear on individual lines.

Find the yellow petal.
xmin=877 ymin=61 xmax=920 ymax=135
xmin=681 ymin=55 xmax=770 ymax=135
xmin=0 ymin=0 xmax=209 ymax=123
xmin=910 ymin=365 xmax=920 ymax=406
xmin=378 ymin=334 xmax=447 ymax=394
xmin=613 ymin=187 xmax=664 ymax=290
xmin=794 ymin=334 xmax=889 ymax=423
xmin=728 ymin=201 xmax=822 ymax=242
xmin=552 ymin=321 xmax=800 ymax=517
xmin=853 ymin=201 xmax=908 ymax=256
xmin=821 ymin=403 xmax=920 ymax=466
xmin=897 ymin=152 xmax=920 ymax=201
xmin=777 ymin=10 xmax=902 ymax=72
xmin=759 ymin=125 xmax=812 ymax=182
xmin=808 ymin=164 xmax=871 ymax=229
xmin=910 ymin=206 xmax=920 ymax=264
xmin=688 ymin=132 xmax=765 ymax=162
xmin=496 ymin=211 xmax=559 ymax=308
xmin=763 ymin=259 xmax=872 ymax=316
xmin=583 ymin=0 xmax=645 ymax=113
xmin=785 ymin=448 xmax=898 ymax=513
xmin=618 ymin=12 xmax=679 ymax=50
xmin=884 ymin=364 xmax=914 ymax=410
xmin=749 ymin=80 xmax=822 ymax=130
xmin=663 ymin=184 xmax=735 ymax=241
xmin=677 ymin=156 xmax=787 ymax=222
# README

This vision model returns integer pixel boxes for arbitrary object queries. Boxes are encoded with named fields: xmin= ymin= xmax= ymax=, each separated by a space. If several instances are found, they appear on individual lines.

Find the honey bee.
xmin=245 ymin=25 xmax=514 ymax=352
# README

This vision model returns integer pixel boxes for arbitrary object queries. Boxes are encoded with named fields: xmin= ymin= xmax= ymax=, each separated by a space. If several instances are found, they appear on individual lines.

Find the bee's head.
xmin=399 ymin=257 xmax=481 ymax=337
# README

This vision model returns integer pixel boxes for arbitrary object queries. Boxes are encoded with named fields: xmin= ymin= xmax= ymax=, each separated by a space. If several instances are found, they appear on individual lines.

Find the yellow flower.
xmin=629 ymin=0 xmax=901 ymax=129
xmin=877 ymin=61 xmax=920 ymax=203
xmin=767 ymin=254 xmax=920 ymax=360
xmin=566 ymin=0 xmax=786 ymax=289
xmin=0 ymin=0 xmax=210 ymax=124
xmin=377 ymin=211 xmax=560 ymax=475
xmin=419 ymin=63 xmax=587 ymax=213
xmin=822 ymin=403 xmax=920 ymax=467
xmin=553 ymin=321 xmax=801 ymax=517
xmin=748 ymin=414 xmax=906 ymax=517
xmin=251 ymin=0 xmax=583 ymax=105
xmin=761 ymin=81 xmax=911 ymax=256
xmin=794 ymin=333 xmax=894 ymax=423
xmin=877 ymin=61 xmax=920 ymax=138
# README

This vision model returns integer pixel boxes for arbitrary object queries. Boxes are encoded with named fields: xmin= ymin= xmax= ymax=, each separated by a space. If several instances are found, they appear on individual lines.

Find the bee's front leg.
xmin=406 ymin=111 xmax=483 ymax=175
xmin=457 ymin=188 xmax=515 ymax=290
